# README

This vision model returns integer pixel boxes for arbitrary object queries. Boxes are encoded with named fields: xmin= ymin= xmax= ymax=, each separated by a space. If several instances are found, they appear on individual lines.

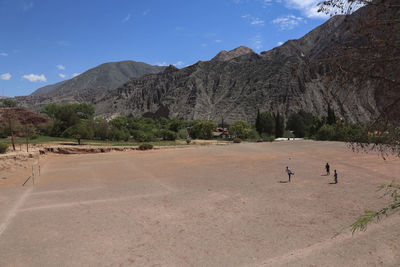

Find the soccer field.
xmin=1 ymin=141 xmax=399 ymax=266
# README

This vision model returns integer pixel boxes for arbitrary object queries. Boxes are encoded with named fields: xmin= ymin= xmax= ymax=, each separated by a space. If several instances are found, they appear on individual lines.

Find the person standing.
xmin=325 ymin=163 xmax=330 ymax=175
xmin=286 ymin=166 xmax=294 ymax=182
xmin=334 ymin=170 xmax=338 ymax=184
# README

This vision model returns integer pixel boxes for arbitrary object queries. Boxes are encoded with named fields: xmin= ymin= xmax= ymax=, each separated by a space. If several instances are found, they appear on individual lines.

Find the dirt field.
xmin=1 ymin=141 xmax=399 ymax=266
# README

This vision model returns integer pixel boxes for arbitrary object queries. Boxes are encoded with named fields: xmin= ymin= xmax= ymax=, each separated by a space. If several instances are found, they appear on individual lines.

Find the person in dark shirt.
xmin=334 ymin=170 xmax=338 ymax=184
xmin=325 ymin=163 xmax=330 ymax=175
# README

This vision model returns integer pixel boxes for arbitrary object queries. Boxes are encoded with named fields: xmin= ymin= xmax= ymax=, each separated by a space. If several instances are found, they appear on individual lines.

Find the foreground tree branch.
xmin=318 ymin=0 xmax=400 ymax=232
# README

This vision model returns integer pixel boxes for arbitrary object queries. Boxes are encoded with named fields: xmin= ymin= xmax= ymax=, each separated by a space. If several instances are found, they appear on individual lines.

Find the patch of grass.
xmin=0 ymin=142 xmax=8 ymax=154
xmin=0 ymin=136 xmax=230 ymax=147
xmin=0 ymin=136 xmax=76 ymax=145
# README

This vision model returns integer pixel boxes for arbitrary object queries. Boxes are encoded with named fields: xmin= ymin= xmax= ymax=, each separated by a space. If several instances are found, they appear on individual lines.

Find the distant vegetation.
xmin=0 ymin=99 xmax=377 ymax=149
xmin=0 ymin=142 xmax=8 ymax=154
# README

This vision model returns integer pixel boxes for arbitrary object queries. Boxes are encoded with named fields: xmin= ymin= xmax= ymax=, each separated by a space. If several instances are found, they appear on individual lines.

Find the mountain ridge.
xmin=15 ymin=4 xmax=395 ymax=124
xmin=31 ymin=60 xmax=166 ymax=97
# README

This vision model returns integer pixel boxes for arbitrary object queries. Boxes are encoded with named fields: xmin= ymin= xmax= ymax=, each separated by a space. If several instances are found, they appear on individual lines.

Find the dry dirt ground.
xmin=1 ymin=141 xmax=399 ymax=266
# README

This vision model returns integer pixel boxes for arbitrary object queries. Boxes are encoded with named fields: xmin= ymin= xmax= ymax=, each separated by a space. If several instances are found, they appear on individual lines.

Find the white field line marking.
xmin=256 ymin=215 xmax=400 ymax=266
xmin=19 ymin=191 xmax=171 ymax=213
xmin=0 ymin=187 xmax=32 ymax=238
xmin=31 ymin=186 xmax=105 ymax=195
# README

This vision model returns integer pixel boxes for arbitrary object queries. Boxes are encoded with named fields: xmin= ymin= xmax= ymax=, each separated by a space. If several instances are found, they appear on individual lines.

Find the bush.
xmin=161 ymin=130 xmax=177 ymax=141
xmin=233 ymin=138 xmax=242 ymax=143
xmin=186 ymin=138 xmax=191 ymax=144
xmin=0 ymin=125 xmax=7 ymax=138
xmin=229 ymin=121 xmax=251 ymax=139
xmin=190 ymin=121 xmax=217 ymax=140
xmin=132 ymin=130 xmax=153 ymax=142
xmin=138 ymin=143 xmax=153 ymax=150
xmin=247 ymin=129 xmax=260 ymax=141
xmin=263 ymin=136 xmax=275 ymax=142
xmin=316 ymin=124 xmax=335 ymax=141
xmin=178 ymin=128 xmax=189 ymax=139
xmin=62 ymin=123 xmax=94 ymax=145
xmin=0 ymin=142 xmax=9 ymax=154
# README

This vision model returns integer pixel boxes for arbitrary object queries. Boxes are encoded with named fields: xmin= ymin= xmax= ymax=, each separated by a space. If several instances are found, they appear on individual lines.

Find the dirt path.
xmin=0 ymin=141 xmax=399 ymax=266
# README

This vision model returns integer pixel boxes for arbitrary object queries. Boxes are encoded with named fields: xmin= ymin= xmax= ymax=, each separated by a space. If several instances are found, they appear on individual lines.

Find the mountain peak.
xmin=212 ymin=46 xmax=255 ymax=62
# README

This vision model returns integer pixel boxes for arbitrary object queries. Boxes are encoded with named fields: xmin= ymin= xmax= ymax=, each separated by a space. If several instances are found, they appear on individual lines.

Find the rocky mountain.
xmin=15 ymin=3 xmax=398 ymax=124
xmin=31 ymin=61 xmax=166 ymax=96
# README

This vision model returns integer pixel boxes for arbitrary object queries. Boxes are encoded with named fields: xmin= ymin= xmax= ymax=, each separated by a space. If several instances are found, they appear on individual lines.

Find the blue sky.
xmin=0 ymin=0 xmax=329 ymax=97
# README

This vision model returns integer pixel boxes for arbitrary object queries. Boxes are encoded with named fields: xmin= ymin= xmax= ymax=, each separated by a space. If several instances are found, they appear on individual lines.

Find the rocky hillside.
xmin=16 ymin=3 xmax=397 ymax=124
xmin=31 ymin=61 xmax=166 ymax=96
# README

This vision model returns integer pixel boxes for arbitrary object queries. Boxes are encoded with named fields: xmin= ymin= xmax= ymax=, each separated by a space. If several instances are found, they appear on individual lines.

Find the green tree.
xmin=327 ymin=104 xmax=336 ymax=125
xmin=287 ymin=113 xmax=306 ymax=138
xmin=161 ymin=129 xmax=177 ymax=141
xmin=1 ymin=99 xmax=17 ymax=108
xmin=274 ymin=112 xmax=285 ymax=138
xmin=255 ymin=109 xmax=261 ymax=133
xmin=316 ymin=124 xmax=335 ymax=141
xmin=229 ymin=120 xmax=251 ymax=139
xmin=168 ymin=118 xmax=184 ymax=132
xmin=62 ymin=123 xmax=94 ymax=145
xmin=256 ymin=112 xmax=275 ymax=136
xmin=93 ymin=118 xmax=110 ymax=140
xmin=190 ymin=121 xmax=217 ymax=140
xmin=287 ymin=110 xmax=314 ymax=138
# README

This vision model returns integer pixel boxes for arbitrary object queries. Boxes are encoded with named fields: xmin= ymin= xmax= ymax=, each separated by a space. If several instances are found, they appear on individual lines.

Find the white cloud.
xmin=242 ymin=15 xmax=265 ymax=27
xmin=0 ymin=52 xmax=8 ymax=57
xmin=56 ymin=64 xmax=65 ymax=70
xmin=215 ymin=39 xmax=223 ymax=43
xmin=251 ymin=18 xmax=265 ymax=26
xmin=72 ymin=73 xmax=80 ymax=78
xmin=173 ymin=61 xmax=184 ymax=67
xmin=282 ymin=0 xmax=328 ymax=19
xmin=59 ymin=73 xmax=66 ymax=78
xmin=123 ymin=14 xmax=131 ymax=23
xmin=22 ymin=74 xmax=47 ymax=83
xmin=251 ymin=35 xmax=263 ymax=52
xmin=262 ymin=0 xmax=273 ymax=7
xmin=155 ymin=62 xmax=168 ymax=66
xmin=272 ymin=15 xmax=305 ymax=30
xmin=277 ymin=41 xmax=284 ymax=46
xmin=1 ymin=73 xmax=12 ymax=80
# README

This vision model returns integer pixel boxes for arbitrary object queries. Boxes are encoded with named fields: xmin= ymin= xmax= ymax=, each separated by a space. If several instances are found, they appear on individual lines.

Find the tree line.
xmin=1 ymin=100 xmax=374 ymax=150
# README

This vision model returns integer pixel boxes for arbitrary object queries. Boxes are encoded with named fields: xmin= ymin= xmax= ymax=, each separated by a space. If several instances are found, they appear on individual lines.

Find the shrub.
xmin=178 ymin=128 xmax=189 ymax=139
xmin=233 ymin=138 xmax=242 ymax=143
xmin=0 ymin=142 xmax=9 ymax=154
xmin=161 ymin=130 xmax=177 ymax=141
xmin=247 ymin=129 xmax=260 ymax=141
xmin=229 ymin=121 xmax=251 ymax=139
xmin=138 ymin=143 xmax=153 ymax=150
xmin=132 ymin=130 xmax=153 ymax=142
xmin=62 ymin=123 xmax=94 ymax=145
xmin=263 ymin=136 xmax=275 ymax=142
xmin=190 ymin=121 xmax=217 ymax=140
xmin=316 ymin=124 xmax=335 ymax=141
xmin=186 ymin=138 xmax=191 ymax=144
xmin=0 ymin=125 xmax=7 ymax=138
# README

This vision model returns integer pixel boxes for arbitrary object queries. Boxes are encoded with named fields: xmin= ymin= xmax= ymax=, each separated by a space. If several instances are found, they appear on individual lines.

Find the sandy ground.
xmin=0 ymin=140 xmax=399 ymax=266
